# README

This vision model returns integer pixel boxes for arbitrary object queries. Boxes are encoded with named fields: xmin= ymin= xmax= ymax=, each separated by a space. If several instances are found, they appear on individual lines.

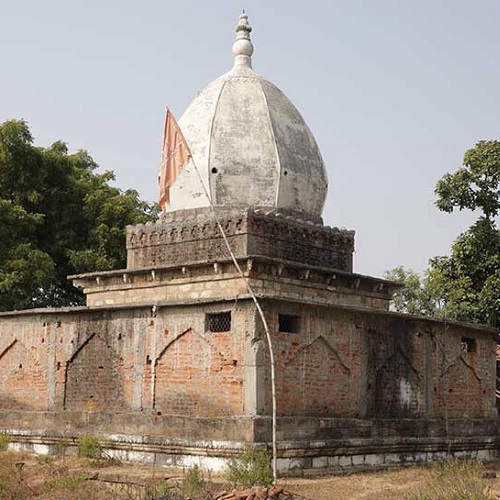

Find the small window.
xmin=206 ymin=311 xmax=231 ymax=332
xmin=278 ymin=314 xmax=300 ymax=333
xmin=461 ymin=337 xmax=476 ymax=353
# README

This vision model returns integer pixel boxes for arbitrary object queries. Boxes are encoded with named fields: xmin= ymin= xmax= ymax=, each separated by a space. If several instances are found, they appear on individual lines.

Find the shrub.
xmin=78 ymin=435 xmax=103 ymax=461
xmin=0 ymin=434 xmax=9 ymax=452
xmin=0 ymin=476 xmax=7 ymax=496
xmin=77 ymin=435 xmax=121 ymax=467
xmin=406 ymin=460 xmax=492 ymax=500
xmin=181 ymin=465 xmax=205 ymax=497
xmin=225 ymin=449 xmax=273 ymax=488
xmin=145 ymin=479 xmax=174 ymax=499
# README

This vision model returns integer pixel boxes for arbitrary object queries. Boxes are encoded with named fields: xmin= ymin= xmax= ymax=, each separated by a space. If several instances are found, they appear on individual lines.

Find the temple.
xmin=0 ymin=13 xmax=497 ymax=473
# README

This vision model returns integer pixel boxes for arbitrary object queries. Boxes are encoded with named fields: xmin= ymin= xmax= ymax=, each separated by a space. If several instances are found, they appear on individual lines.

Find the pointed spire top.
xmin=232 ymin=11 xmax=254 ymax=68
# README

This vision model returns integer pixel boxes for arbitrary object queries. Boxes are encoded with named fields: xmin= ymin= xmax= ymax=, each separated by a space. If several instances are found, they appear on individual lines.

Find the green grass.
xmin=47 ymin=472 xmax=88 ymax=492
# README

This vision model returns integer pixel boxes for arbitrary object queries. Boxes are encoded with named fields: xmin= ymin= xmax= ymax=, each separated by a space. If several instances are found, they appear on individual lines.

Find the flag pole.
xmin=189 ymin=156 xmax=278 ymax=485
xmin=159 ymin=110 xmax=278 ymax=484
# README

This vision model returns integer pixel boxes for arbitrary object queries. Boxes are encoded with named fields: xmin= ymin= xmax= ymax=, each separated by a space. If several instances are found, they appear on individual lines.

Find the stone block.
xmin=477 ymin=449 xmax=493 ymax=460
xmin=289 ymin=457 xmax=311 ymax=470
xmin=312 ymin=456 xmax=328 ymax=468
xmin=384 ymin=454 xmax=401 ymax=464
xmin=155 ymin=453 xmax=175 ymax=467
xmin=32 ymin=444 xmax=50 ymax=455
xmin=276 ymin=458 xmax=291 ymax=472
xmin=338 ymin=456 xmax=352 ymax=468
xmin=364 ymin=454 xmax=383 ymax=466
xmin=127 ymin=450 xmax=155 ymax=463
xmin=429 ymin=452 xmax=447 ymax=462
xmin=101 ymin=449 xmax=124 ymax=461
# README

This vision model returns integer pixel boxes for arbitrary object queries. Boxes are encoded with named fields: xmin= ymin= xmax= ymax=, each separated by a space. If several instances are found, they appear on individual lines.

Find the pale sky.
xmin=2 ymin=0 xmax=499 ymax=278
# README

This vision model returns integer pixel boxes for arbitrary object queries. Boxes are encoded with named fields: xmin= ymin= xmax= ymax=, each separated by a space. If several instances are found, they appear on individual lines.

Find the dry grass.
xmin=0 ymin=451 xmax=154 ymax=499
xmin=0 ymin=450 xmax=221 ymax=499
xmin=282 ymin=462 xmax=500 ymax=500
xmin=405 ymin=460 xmax=493 ymax=500
xmin=0 ymin=449 xmax=499 ymax=500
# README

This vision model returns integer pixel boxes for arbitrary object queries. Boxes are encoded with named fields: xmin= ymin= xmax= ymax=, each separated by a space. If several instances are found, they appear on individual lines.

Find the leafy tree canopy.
xmin=0 ymin=120 xmax=158 ymax=311
xmin=435 ymin=140 xmax=500 ymax=220
xmin=387 ymin=140 xmax=500 ymax=327
xmin=384 ymin=266 xmax=437 ymax=317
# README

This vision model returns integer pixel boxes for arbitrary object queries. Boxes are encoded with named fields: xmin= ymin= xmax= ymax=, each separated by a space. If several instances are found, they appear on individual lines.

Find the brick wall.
xmin=0 ymin=304 xmax=250 ymax=419
xmin=0 ymin=299 xmax=495 ymax=454
xmin=259 ymin=302 xmax=496 ymax=420
xmin=126 ymin=209 xmax=354 ymax=272
xmin=0 ymin=339 xmax=48 ymax=410
xmin=152 ymin=309 xmax=247 ymax=417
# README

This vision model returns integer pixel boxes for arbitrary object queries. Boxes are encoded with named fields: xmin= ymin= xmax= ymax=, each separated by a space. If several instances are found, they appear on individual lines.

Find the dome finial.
xmin=232 ymin=11 xmax=254 ymax=68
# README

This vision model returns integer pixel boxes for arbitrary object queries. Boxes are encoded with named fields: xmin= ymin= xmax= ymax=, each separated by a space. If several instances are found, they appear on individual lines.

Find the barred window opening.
xmin=278 ymin=314 xmax=300 ymax=333
xmin=206 ymin=311 xmax=232 ymax=332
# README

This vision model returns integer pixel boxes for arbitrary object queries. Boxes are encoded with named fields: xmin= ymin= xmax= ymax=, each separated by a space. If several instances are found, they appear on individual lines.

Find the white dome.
xmin=168 ymin=13 xmax=328 ymax=221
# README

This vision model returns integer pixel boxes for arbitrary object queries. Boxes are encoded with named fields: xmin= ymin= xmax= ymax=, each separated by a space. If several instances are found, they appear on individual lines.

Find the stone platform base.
xmin=6 ymin=435 xmax=497 ymax=475
xmin=1 ymin=414 xmax=498 ymax=474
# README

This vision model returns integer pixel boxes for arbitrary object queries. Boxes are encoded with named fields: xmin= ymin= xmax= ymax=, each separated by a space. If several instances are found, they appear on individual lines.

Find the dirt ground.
xmin=3 ymin=451 xmax=500 ymax=499
xmin=281 ymin=464 xmax=500 ymax=499
xmin=90 ymin=460 xmax=500 ymax=499
xmin=96 ymin=460 xmax=500 ymax=500
xmin=282 ymin=468 xmax=442 ymax=499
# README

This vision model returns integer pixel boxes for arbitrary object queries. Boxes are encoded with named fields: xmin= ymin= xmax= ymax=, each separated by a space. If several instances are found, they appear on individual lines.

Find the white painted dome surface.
xmin=168 ymin=14 xmax=328 ymax=220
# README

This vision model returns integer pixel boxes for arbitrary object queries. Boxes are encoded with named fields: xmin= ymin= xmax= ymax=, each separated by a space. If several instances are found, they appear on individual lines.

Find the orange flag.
xmin=158 ymin=108 xmax=192 ymax=208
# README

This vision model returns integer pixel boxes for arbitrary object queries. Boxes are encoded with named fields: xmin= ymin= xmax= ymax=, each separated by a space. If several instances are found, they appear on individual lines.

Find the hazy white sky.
xmin=2 ymin=0 xmax=499 ymax=277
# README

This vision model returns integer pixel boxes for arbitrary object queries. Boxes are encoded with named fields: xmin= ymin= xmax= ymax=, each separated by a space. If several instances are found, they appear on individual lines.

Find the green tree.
xmin=388 ymin=140 xmax=500 ymax=326
xmin=425 ymin=218 xmax=500 ymax=325
xmin=435 ymin=140 xmax=500 ymax=220
xmin=0 ymin=199 xmax=55 ymax=310
xmin=431 ymin=140 xmax=500 ymax=326
xmin=0 ymin=120 xmax=158 ymax=311
xmin=384 ymin=266 xmax=437 ymax=316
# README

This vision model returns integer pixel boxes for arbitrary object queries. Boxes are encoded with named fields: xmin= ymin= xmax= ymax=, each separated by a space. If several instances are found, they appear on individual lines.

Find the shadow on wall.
xmin=366 ymin=319 xmax=422 ymax=419
xmin=64 ymin=332 xmax=126 ymax=412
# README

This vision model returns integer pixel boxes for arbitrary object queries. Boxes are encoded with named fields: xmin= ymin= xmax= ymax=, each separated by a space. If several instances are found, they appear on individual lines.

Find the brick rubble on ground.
xmin=213 ymin=485 xmax=295 ymax=500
